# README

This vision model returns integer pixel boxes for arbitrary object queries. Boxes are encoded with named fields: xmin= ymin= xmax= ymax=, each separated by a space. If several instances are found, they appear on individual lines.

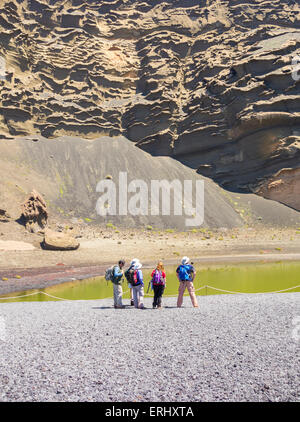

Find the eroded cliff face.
xmin=257 ymin=168 xmax=300 ymax=211
xmin=0 ymin=0 xmax=299 ymax=209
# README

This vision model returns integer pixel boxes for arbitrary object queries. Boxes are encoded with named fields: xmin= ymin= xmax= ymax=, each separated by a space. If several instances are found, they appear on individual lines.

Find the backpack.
xmin=132 ymin=270 xmax=139 ymax=286
xmin=105 ymin=266 xmax=113 ymax=281
xmin=152 ymin=269 xmax=164 ymax=286
xmin=178 ymin=265 xmax=191 ymax=281
xmin=105 ymin=265 xmax=117 ymax=282
xmin=125 ymin=268 xmax=134 ymax=284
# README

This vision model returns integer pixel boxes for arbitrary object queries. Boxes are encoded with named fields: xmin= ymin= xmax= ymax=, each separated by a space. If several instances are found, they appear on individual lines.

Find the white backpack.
xmin=105 ymin=266 xmax=114 ymax=281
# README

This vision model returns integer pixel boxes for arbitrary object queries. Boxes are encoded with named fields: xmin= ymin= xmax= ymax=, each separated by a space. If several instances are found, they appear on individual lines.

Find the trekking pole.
xmin=147 ymin=281 xmax=151 ymax=294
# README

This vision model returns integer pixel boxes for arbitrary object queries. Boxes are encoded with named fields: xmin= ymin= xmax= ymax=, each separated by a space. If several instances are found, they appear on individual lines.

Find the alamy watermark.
xmin=292 ymin=316 xmax=300 ymax=342
xmin=95 ymin=172 xmax=204 ymax=227
xmin=0 ymin=56 xmax=6 ymax=81
xmin=0 ymin=316 xmax=6 ymax=342
xmin=292 ymin=55 xmax=300 ymax=81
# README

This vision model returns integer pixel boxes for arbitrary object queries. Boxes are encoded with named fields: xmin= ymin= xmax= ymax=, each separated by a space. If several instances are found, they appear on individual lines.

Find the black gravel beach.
xmin=0 ymin=293 xmax=299 ymax=402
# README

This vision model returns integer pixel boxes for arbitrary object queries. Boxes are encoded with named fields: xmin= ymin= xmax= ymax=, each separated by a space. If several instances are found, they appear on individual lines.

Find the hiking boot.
xmin=115 ymin=305 xmax=125 ymax=309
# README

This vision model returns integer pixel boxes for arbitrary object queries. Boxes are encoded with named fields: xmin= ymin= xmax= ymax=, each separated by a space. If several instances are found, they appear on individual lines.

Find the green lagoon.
xmin=0 ymin=261 xmax=300 ymax=303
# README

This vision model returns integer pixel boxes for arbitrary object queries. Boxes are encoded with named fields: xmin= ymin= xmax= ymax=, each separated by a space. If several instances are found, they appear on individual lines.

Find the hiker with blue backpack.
xmin=176 ymin=257 xmax=198 ymax=308
xmin=150 ymin=261 xmax=166 ymax=309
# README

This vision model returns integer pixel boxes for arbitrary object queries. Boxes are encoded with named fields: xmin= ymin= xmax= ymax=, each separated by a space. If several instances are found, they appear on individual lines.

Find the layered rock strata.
xmin=0 ymin=1 xmax=299 ymax=209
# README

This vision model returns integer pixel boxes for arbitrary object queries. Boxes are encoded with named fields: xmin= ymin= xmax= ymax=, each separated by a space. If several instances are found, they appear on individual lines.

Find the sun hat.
xmin=134 ymin=262 xmax=142 ymax=270
xmin=130 ymin=258 xmax=140 ymax=266
xmin=181 ymin=256 xmax=190 ymax=265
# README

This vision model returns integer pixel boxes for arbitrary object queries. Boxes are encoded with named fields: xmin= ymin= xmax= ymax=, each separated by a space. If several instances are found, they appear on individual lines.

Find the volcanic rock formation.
xmin=42 ymin=228 xmax=80 ymax=250
xmin=0 ymin=0 xmax=299 ymax=211
xmin=21 ymin=189 xmax=48 ymax=232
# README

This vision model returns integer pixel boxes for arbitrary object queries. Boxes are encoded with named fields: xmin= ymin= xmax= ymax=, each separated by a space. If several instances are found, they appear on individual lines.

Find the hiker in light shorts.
xmin=176 ymin=257 xmax=198 ymax=308
xmin=131 ymin=262 xmax=146 ymax=309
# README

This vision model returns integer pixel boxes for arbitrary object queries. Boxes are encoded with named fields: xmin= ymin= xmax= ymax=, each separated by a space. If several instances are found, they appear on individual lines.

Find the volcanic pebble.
xmin=0 ymin=293 xmax=299 ymax=402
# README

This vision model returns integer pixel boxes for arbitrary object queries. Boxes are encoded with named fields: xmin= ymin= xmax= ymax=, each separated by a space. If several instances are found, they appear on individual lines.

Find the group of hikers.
xmin=106 ymin=257 xmax=199 ymax=309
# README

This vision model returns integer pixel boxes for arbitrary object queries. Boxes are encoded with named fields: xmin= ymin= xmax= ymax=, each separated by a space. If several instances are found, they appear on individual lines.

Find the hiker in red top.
xmin=151 ymin=261 xmax=166 ymax=309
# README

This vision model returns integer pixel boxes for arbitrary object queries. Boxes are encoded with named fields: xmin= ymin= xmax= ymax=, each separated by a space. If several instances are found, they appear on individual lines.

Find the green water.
xmin=0 ymin=262 xmax=300 ymax=303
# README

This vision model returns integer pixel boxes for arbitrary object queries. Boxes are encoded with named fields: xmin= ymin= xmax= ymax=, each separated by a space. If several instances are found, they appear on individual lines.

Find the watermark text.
xmin=96 ymin=172 xmax=204 ymax=227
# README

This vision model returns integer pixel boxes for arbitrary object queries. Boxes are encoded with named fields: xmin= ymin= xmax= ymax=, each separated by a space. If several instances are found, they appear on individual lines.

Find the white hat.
xmin=182 ymin=256 xmax=190 ymax=265
xmin=130 ymin=258 xmax=140 ymax=266
xmin=134 ymin=262 xmax=142 ymax=270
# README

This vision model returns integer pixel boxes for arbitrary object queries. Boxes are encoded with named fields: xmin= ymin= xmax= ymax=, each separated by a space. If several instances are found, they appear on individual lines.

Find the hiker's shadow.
xmin=91 ymin=306 xmax=136 ymax=310
xmin=164 ymin=306 xmax=179 ymax=309
xmin=91 ymin=306 xmax=155 ymax=310
xmin=91 ymin=306 xmax=113 ymax=310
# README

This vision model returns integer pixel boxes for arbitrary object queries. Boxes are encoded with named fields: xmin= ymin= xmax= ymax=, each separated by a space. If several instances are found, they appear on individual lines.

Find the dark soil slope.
xmin=0 ymin=136 xmax=299 ymax=230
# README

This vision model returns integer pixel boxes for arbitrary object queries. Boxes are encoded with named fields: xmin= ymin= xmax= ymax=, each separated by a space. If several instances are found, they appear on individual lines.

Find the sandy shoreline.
xmin=0 ymin=227 xmax=300 ymax=295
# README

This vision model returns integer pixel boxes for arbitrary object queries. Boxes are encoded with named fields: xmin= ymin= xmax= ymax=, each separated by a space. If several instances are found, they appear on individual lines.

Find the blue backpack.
xmin=178 ymin=265 xmax=191 ymax=281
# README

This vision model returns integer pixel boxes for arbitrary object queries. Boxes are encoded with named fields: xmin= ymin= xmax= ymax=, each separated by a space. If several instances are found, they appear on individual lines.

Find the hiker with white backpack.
xmin=176 ymin=257 xmax=199 ymax=308
xmin=105 ymin=259 xmax=126 ymax=309
xmin=150 ymin=261 xmax=166 ymax=309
